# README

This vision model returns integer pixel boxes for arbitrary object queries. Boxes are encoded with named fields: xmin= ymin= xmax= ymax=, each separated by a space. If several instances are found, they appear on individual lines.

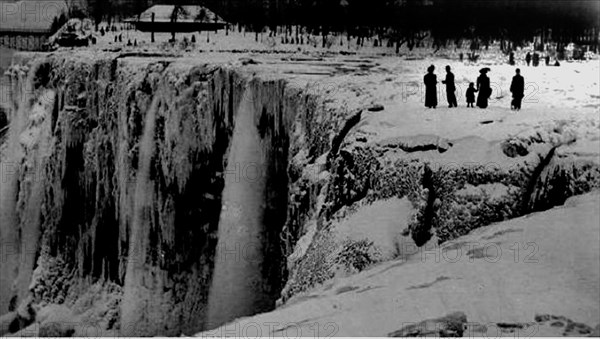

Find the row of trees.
xmin=71 ymin=0 xmax=600 ymax=52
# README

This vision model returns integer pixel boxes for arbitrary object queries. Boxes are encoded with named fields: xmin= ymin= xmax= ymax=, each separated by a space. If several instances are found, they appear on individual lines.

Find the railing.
xmin=0 ymin=32 xmax=49 ymax=51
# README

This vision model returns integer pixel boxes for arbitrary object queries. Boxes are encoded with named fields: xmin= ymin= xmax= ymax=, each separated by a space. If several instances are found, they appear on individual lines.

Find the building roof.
xmin=133 ymin=4 xmax=226 ymax=24
xmin=0 ymin=0 xmax=68 ymax=33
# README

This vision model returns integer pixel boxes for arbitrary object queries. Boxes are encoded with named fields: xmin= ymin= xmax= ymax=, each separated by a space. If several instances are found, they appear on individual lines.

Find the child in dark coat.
xmin=466 ymin=83 xmax=477 ymax=107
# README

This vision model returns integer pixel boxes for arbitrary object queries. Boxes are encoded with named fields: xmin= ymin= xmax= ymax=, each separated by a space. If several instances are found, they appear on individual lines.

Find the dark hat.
xmin=479 ymin=67 xmax=491 ymax=73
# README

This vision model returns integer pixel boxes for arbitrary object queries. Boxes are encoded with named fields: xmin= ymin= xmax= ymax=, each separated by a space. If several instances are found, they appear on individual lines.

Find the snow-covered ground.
xmin=198 ymin=192 xmax=600 ymax=337
xmin=234 ymin=51 xmax=600 ymax=169
xmin=319 ymin=57 xmax=600 ymax=168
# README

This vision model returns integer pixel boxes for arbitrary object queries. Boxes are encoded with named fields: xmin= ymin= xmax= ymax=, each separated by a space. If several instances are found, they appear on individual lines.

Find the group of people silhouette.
xmin=423 ymin=65 xmax=525 ymax=111
xmin=510 ymin=51 xmax=560 ymax=67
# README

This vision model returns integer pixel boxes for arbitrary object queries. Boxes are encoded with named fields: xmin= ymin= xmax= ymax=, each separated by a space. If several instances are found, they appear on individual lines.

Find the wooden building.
xmin=126 ymin=5 xmax=228 ymax=33
xmin=0 ymin=0 xmax=68 ymax=51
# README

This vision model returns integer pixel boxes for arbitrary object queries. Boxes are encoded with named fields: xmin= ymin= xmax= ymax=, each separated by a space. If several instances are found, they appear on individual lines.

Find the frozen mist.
xmin=207 ymin=86 xmax=273 ymax=329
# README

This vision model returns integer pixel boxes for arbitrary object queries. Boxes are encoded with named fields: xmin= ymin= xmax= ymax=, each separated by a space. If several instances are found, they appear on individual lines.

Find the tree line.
xmin=71 ymin=0 xmax=599 ymax=52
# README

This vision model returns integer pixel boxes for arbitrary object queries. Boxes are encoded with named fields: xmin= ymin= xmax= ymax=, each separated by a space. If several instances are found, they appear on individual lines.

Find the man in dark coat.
xmin=532 ymin=52 xmax=540 ymax=67
xmin=441 ymin=65 xmax=457 ymax=107
xmin=510 ymin=68 xmax=525 ymax=110
xmin=424 ymin=65 xmax=437 ymax=109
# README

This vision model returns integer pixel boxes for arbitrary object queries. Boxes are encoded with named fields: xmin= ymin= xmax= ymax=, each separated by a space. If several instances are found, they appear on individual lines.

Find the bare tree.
xmin=64 ymin=0 xmax=76 ymax=16
xmin=170 ymin=5 xmax=189 ymax=42
xmin=64 ymin=0 xmax=86 ymax=18
xmin=195 ymin=8 xmax=208 ymax=22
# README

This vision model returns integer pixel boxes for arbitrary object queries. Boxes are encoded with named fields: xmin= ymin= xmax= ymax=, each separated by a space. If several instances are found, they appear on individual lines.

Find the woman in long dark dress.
xmin=476 ymin=68 xmax=491 ymax=108
xmin=424 ymin=65 xmax=437 ymax=108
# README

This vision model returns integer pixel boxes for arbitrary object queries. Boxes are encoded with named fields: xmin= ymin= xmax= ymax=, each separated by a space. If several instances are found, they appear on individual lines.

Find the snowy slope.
xmin=198 ymin=191 xmax=600 ymax=337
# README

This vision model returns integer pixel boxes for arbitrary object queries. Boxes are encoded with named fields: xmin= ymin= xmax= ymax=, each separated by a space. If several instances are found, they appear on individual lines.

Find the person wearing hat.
xmin=476 ymin=68 xmax=491 ymax=108
xmin=442 ymin=65 xmax=457 ymax=108
xmin=424 ymin=65 xmax=438 ymax=109
xmin=510 ymin=68 xmax=525 ymax=110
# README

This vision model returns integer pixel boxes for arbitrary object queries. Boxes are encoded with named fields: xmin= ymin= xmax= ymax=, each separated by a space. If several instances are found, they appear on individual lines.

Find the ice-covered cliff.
xmin=0 ymin=51 xmax=598 ymax=337
xmin=0 ymin=52 xmax=348 ymax=336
